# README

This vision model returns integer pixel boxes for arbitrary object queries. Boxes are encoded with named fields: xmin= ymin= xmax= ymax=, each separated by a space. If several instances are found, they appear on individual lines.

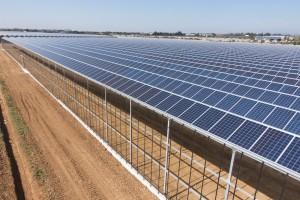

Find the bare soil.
xmin=0 ymin=49 xmax=157 ymax=199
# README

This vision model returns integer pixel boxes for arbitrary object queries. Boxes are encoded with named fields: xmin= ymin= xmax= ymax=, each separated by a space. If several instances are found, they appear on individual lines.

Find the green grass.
xmin=33 ymin=167 xmax=43 ymax=180
xmin=0 ymin=79 xmax=45 ymax=181
xmin=0 ymin=80 xmax=29 ymax=136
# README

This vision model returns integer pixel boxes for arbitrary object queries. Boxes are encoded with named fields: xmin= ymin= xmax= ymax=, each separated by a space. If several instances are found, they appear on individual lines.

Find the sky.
xmin=1 ymin=0 xmax=299 ymax=34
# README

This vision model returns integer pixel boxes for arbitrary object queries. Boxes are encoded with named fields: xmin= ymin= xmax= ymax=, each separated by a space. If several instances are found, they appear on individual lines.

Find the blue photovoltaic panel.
xmin=228 ymin=121 xmax=267 ymax=149
xmin=246 ymin=103 xmax=275 ymax=122
xmin=259 ymin=91 xmax=280 ymax=103
xmin=232 ymin=85 xmax=251 ymax=96
xmin=179 ymin=103 xmax=209 ymax=123
xmin=202 ymin=78 xmax=217 ymax=87
xmin=244 ymin=88 xmax=265 ymax=99
xmin=230 ymin=98 xmax=257 ymax=116
xmin=216 ymin=95 xmax=241 ymax=111
xmin=267 ymin=82 xmax=283 ymax=91
xmin=278 ymin=138 xmax=300 ymax=173
xmin=182 ymin=85 xmax=203 ymax=98
xmin=210 ymin=114 xmax=245 ymax=139
xmin=255 ymin=80 xmax=270 ymax=89
xmin=137 ymin=87 xmax=161 ymax=102
xmin=193 ymin=108 xmax=225 ymax=131
xmin=211 ymin=80 xmax=227 ymax=90
xmin=295 ymin=88 xmax=300 ymax=96
xmin=251 ymin=128 xmax=293 ymax=161
xmin=166 ymin=99 xmax=194 ymax=117
xmin=280 ymin=85 xmax=297 ymax=94
xmin=123 ymin=82 xmax=143 ymax=94
xmin=172 ymin=82 xmax=192 ymax=95
xmin=156 ymin=95 xmax=182 ymax=111
xmin=264 ymin=107 xmax=295 ymax=129
xmin=117 ymin=80 xmax=136 ymax=91
xmin=222 ymin=82 xmax=239 ymax=92
xmin=285 ymin=113 xmax=300 ymax=135
xmin=291 ymin=98 xmax=300 ymax=111
xmin=203 ymin=91 xmax=227 ymax=106
xmin=191 ymin=88 xmax=214 ymax=102
xmin=6 ymin=37 xmax=300 ymax=176
xmin=130 ymin=84 xmax=152 ymax=98
xmin=164 ymin=80 xmax=183 ymax=91
xmin=146 ymin=91 xmax=171 ymax=106
xmin=274 ymin=94 xmax=297 ymax=107
xmin=110 ymin=78 xmax=129 ymax=88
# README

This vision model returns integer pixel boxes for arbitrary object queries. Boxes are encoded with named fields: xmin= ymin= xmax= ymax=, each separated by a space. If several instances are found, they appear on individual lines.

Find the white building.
xmin=255 ymin=35 xmax=286 ymax=42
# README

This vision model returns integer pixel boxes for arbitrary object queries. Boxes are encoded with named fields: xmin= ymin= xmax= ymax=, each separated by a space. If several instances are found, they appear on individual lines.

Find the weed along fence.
xmin=2 ymin=39 xmax=300 ymax=200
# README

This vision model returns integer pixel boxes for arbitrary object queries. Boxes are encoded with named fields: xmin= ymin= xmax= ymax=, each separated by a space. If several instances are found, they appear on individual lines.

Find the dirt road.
xmin=0 ymin=49 xmax=157 ymax=199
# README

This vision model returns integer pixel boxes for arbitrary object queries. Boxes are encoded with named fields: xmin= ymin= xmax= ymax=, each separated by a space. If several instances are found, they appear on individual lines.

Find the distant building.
xmin=255 ymin=35 xmax=286 ymax=42
xmin=186 ymin=33 xmax=196 ymax=36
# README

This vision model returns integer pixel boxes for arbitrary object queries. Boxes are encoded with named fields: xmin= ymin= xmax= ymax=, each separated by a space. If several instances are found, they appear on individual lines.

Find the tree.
xmin=174 ymin=31 xmax=185 ymax=36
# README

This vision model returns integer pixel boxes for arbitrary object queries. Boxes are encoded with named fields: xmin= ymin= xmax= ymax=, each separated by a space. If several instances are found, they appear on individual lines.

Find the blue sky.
xmin=1 ymin=0 xmax=299 ymax=34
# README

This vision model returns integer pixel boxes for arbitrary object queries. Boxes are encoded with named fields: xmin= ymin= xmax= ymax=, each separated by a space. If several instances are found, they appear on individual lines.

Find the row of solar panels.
xmin=4 ymin=37 xmax=300 ymax=176
xmin=40 ymin=38 xmax=300 ymax=86
xmin=0 ymin=31 xmax=107 ymax=38
xmin=14 ymin=39 xmax=300 ymax=124
xmin=94 ymin=38 xmax=300 ymax=72
xmin=17 ymin=39 xmax=300 ymax=96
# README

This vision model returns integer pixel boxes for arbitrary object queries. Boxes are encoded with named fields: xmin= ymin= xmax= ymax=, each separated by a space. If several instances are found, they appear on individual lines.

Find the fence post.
xmin=225 ymin=148 xmax=236 ymax=200
xmin=163 ymin=118 xmax=171 ymax=194
xmin=74 ymin=74 xmax=78 ymax=114
xmin=63 ymin=69 xmax=67 ymax=103
xmin=55 ymin=64 xmax=60 ymax=100
xmin=87 ymin=79 xmax=91 ymax=126
xmin=130 ymin=99 xmax=132 ymax=164
xmin=105 ymin=88 xmax=108 ymax=142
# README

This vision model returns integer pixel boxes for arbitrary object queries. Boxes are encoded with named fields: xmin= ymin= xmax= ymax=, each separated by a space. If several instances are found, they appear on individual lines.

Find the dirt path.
xmin=0 ymin=105 xmax=18 ymax=200
xmin=0 ymin=50 xmax=157 ymax=199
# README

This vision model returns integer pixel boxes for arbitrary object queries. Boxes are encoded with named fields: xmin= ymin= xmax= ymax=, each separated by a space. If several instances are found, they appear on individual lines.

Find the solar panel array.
xmin=0 ymin=31 xmax=107 ymax=38
xmin=5 ymin=37 xmax=300 ymax=176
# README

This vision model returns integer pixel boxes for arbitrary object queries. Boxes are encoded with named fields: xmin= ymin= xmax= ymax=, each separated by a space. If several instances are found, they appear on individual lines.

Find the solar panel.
xmin=179 ymin=103 xmax=209 ymax=123
xmin=274 ymin=94 xmax=297 ymax=107
xmin=216 ymin=95 xmax=241 ymax=111
xmin=278 ymin=138 xmax=300 ymax=173
xmin=246 ymin=103 xmax=275 ymax=122
xmin=166 ymin=99 xmax=194 ymax=117
xmin=193 ymin=108 xmax=225 ymax=131
xmin=156 ymin=95 xmax=182 ymax=111
xmin=230 ymin=98 xmax=257 ymax=116
xmin=228 ymin=121 xmax=267 ymax=149
xmin=210 ymin=114 xmax=245 ymax=139
xmin=264 ymin=107 xmax=295 ymax=129
xmin=5 ymin=37 xmax=300 ymax=177
xmin=285 ymin=113 xmax=300 ymax=135
xmin=250 ymin=129 xmax=293 ymax=161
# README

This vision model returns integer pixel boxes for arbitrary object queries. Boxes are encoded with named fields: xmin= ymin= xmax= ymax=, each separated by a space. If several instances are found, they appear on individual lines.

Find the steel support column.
xmin=87 ymin=79 xmax=91 ymax=126
xmin=74 ymin=74 xmax=78 ymax=114
xmin=130 ymin=99 xmax=133 ymax=164
xmin=225 ymin=148 xmax=236 ymax=200
xmin=63 ymin=69 xmax=67 ymax=103
xmin=54 ymin=64 xmax=60 ymax=99
xmin=163 ymin=118 xmax=171 ymax=194
xmin=105 ymin=88 xmax=108 ymax=142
